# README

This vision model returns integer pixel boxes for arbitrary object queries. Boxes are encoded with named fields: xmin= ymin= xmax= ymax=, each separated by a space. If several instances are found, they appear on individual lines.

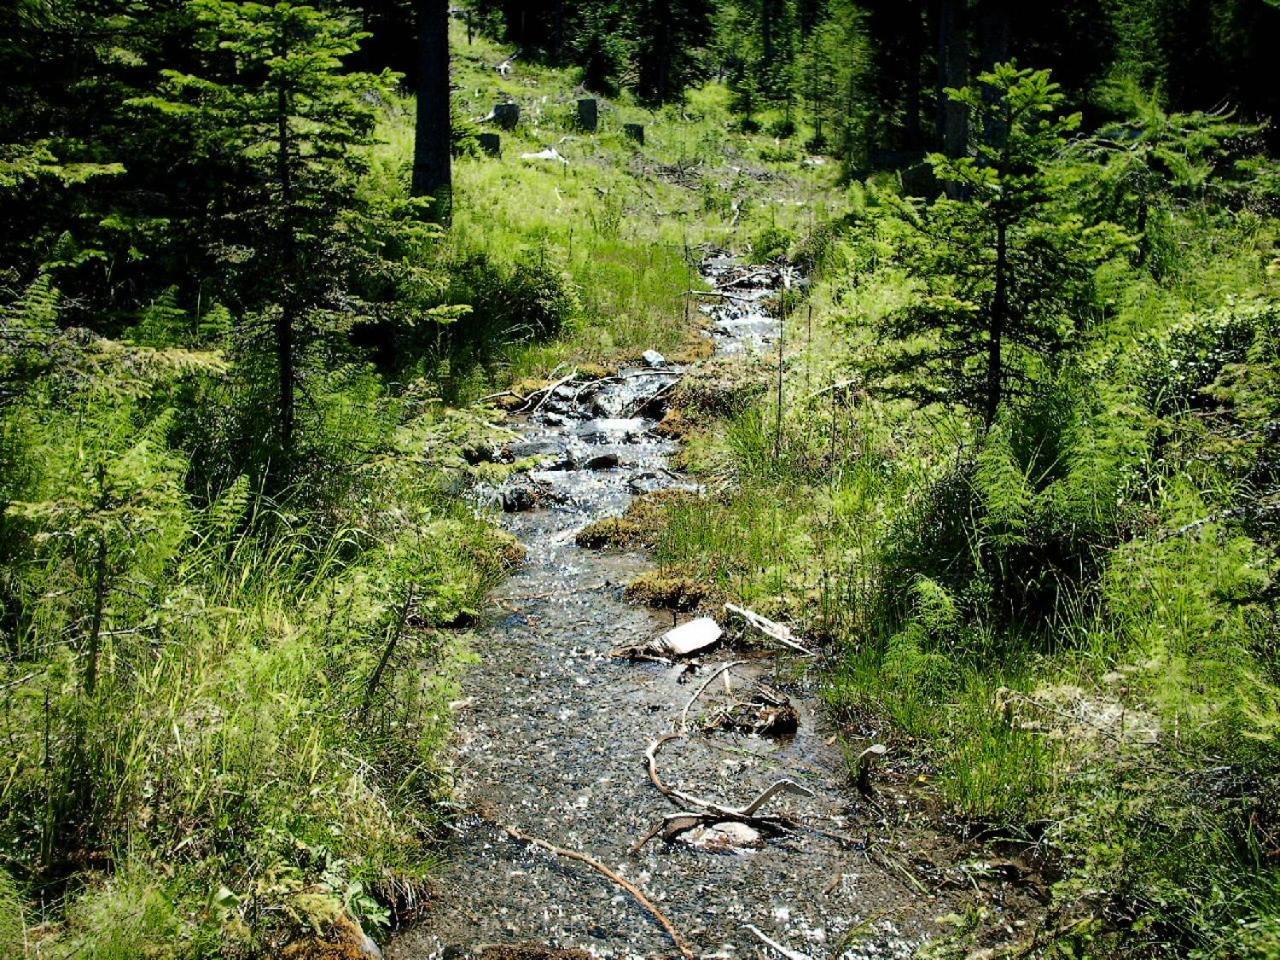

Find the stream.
xmin=387 ymin=256 xmax=1028 ymax=960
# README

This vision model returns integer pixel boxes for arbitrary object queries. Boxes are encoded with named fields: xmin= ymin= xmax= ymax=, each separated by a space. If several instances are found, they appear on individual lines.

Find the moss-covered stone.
xmin=624 ymin=570 xmax=716 ymax=611
xmin=671 ymin=354 xmax=771 ymax=418
xmin=575 ymin=489 xmax=700 ymax=550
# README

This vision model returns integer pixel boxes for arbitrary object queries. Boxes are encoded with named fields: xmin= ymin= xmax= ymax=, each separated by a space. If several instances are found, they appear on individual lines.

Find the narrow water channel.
xmin=388 ymin=256 xmax=945 ymax=960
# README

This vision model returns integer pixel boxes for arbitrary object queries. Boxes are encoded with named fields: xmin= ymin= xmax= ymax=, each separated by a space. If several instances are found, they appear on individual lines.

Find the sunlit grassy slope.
xmin=371 ymin=23 xmax=842 ymax=378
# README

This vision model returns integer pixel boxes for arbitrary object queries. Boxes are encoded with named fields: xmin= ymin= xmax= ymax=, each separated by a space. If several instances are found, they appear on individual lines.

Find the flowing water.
xmin=387 ymin=257 xmax=1034 ymax=960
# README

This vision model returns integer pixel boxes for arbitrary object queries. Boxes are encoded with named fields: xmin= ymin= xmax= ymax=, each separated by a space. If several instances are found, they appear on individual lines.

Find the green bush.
xmin=748 ymin=224 xmax=795 ymax=263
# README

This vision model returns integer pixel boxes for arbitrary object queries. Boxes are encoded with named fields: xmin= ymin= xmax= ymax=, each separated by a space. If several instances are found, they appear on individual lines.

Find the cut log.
xmin=494 ymin=102 xmax=520 ymax=129
xmin=855 ymin=742 xmax=887 ymax=796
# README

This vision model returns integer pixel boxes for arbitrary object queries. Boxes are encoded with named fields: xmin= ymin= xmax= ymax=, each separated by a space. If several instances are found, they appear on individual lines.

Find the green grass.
xmin=368 ymin=23 xmax=841 ymax=387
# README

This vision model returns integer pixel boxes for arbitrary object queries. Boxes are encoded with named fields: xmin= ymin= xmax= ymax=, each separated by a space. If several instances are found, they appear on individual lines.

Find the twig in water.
xmin=679 ymin=659 xmax=748 ymax=732
xmin=524 ymin=370 xmax=579 ymax=416
xmin=496 ymin=819 xmax=695 ymax=959
xmin=745 ymin=923 xmax=814 ymax=960
xmin=644 ymin=733 xmax=814 ymax=818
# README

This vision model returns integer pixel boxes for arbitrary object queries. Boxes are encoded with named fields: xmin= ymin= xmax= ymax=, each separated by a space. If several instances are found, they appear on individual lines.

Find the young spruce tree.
xmin=873 ymin=64 xmax=1121 ymax=428
xmin=136 ymin=1 xmax=390 ymax=465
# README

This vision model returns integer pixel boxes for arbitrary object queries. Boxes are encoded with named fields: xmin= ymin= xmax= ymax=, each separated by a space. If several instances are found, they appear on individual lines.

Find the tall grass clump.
xmin=0 ymin=352 xmax=521 ymax=954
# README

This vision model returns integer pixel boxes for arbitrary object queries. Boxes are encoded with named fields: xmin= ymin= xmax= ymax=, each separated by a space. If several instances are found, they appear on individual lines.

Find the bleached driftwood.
xmin=520 ymin=147 xmax=568 ymax=165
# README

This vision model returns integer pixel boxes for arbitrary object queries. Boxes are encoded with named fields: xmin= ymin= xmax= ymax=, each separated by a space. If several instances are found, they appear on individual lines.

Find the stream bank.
xmin=387 ymin=256 xmax=1041 ymax=960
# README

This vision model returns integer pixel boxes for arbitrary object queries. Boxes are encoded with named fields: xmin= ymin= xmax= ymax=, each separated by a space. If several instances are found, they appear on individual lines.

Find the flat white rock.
xmin=683 ymin=820 xmax=764 ymax=852
xmin=659 ymin=617 xmax=722 ymax=656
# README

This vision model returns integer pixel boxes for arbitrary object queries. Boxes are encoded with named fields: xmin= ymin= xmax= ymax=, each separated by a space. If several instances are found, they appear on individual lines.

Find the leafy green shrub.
xmin=768 ymin=117 xmax=796 ymax=139
xmin=748 ymin=224 xmax=795 ymax=263
xmin=881 ymin=624 xmax=955 ymax=702
xmin=700 ymin=181 xmax=735 ymax=216
xmin=758 ymin=142 xmax=799 ymax=164
xmin=450 ymin=249 xmax=578 ymax=344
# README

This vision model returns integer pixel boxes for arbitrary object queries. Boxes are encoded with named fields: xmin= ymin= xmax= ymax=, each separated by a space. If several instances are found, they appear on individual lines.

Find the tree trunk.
xmin=986 ymin=219 xmax=1008 ymax=429
xmin=978 ymin=0 xmax=1011 ymax=73
xmin=977 ymin=0 xmax=1011 ymax=145
xmin=276 ymin=82 xmax=296 ymax=456
xmin=936 ymin=0 xmax=969 ymax=175
xmin=413 ymin=0 xmax=453 ymax=223
xmin=903 ymin=5 xmax=925 ymax=150
xmin=551 ymin=0 xmax=566 ymax=59
xmin=761 ymin=0 xmax=776 ymax=94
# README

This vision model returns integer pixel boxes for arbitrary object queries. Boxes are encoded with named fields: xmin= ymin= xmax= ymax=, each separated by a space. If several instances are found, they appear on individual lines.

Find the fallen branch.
xmin=477 ymin=388 xmax=523 ymax=404
xmin=497 ymin=820 xmax=695 ymax=959
xmin=518 ymin=369 xmax=576 ymax=415
xmin=686 ymin=289 xmax=757 ymax=303
xmin=724 ymin=603 xmax=815 ymax=657
xmin=745 ymin=924 xmax=814 ymax=960
xmin=679 ymin=659 xmax=747 ymax=732
xmin=644 ymin=733 xmax=813 ymax=818
xmin=803 ymin=378 xmax=862 ymax=403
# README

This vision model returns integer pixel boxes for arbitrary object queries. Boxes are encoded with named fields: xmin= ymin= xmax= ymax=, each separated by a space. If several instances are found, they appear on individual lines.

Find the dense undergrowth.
xmin=0 ymin=10 xmax=840 ymax=955
xmin=641 ymin=79 xmax=1280 ymax=958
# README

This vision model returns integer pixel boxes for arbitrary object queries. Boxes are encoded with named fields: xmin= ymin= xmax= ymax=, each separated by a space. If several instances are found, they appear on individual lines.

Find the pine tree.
xmin=1074 ymin=82 xmax=1263 ymax=270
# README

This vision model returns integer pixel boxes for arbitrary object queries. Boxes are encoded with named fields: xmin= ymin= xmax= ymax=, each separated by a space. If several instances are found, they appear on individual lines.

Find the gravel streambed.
xmin=387 ymin=257 xmax=1039 ymax=960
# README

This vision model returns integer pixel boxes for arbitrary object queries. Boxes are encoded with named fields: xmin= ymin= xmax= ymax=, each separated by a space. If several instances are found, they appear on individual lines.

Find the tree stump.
xmin=494 ymin=102 xmax=520 ymax=130
xmin=477 ymin=132 xmax=501 ymax=156
xmin=576 ymin=98 xmax=599 ymax=132
xmin=623 ymin=122 xmax=645 ymax=145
